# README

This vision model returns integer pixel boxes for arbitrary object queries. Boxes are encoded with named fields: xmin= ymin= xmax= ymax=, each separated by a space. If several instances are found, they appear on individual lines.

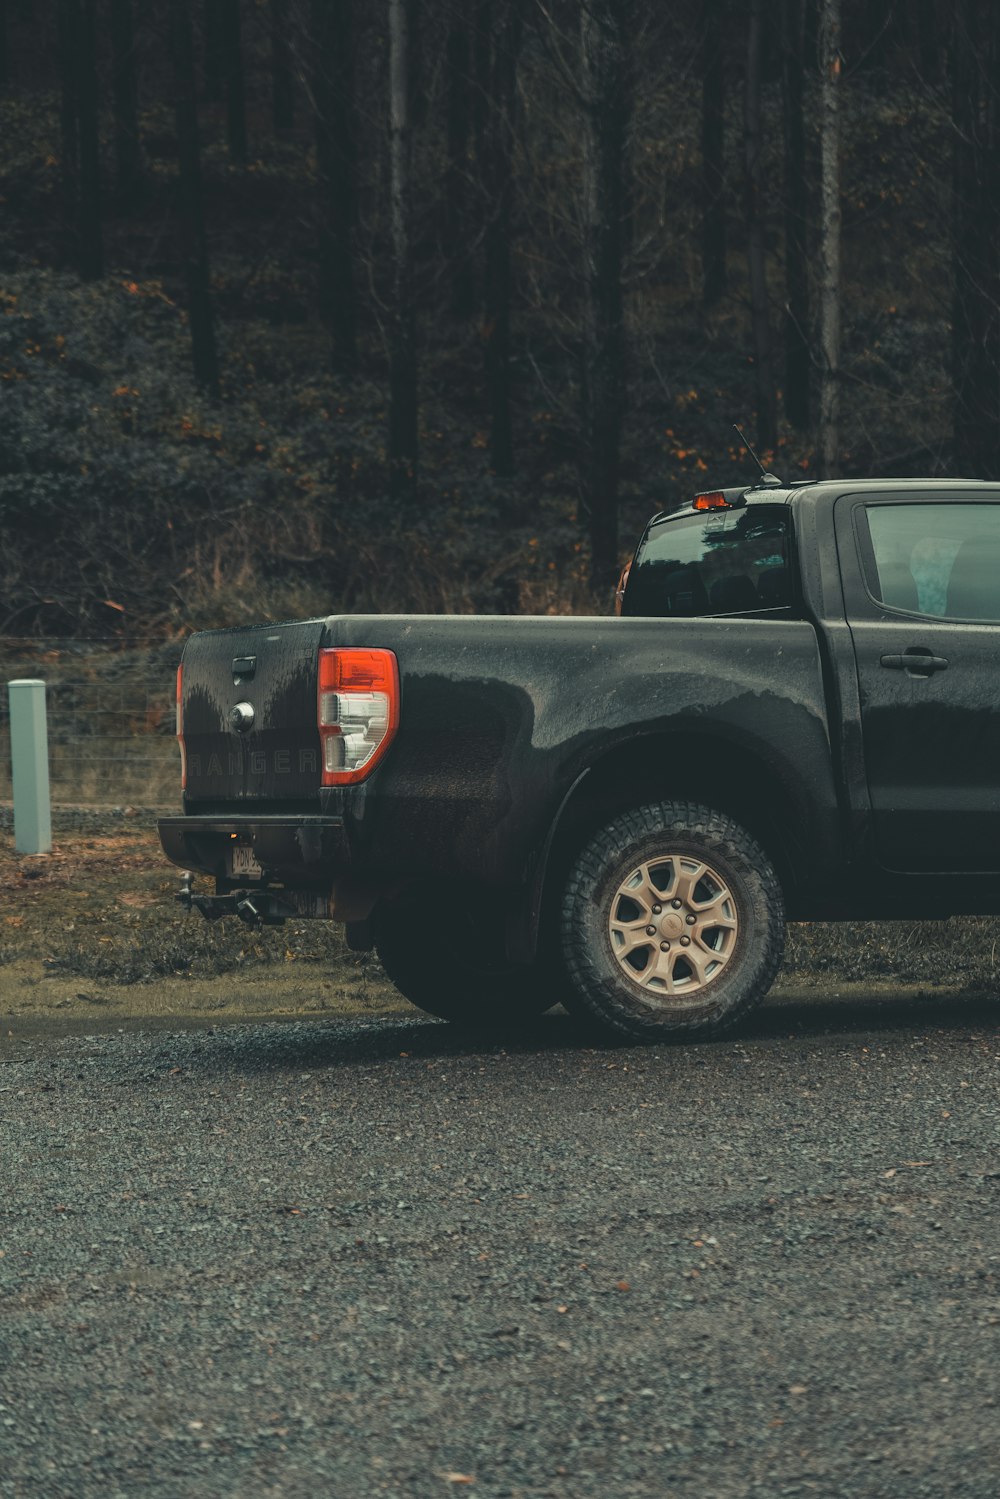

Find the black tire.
xmin=560 ymin=801 xmax=785 ymax=1042
xmin=374 ymin=890 xmax=563 ymax=1027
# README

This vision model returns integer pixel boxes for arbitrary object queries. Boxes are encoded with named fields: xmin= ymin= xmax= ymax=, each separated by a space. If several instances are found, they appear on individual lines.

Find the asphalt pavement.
xmin=1 ymin=990 xmax=999 ymax=1498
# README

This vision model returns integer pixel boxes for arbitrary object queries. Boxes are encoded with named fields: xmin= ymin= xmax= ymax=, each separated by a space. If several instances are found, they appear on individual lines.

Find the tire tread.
xmin=560 ymin=800 xmax=785 ymax=1042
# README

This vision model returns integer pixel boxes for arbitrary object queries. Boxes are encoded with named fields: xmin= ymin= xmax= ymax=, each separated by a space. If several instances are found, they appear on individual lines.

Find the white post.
xmin=8 ymin=680 xmax=52 ymax=855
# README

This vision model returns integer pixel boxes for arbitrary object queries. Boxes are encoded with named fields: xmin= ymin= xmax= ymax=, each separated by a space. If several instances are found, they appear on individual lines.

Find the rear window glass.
xmin=623 ymin=508 xmax=793 ymax=618
xmin=863 ymin=503 xmax=1000 ymax=620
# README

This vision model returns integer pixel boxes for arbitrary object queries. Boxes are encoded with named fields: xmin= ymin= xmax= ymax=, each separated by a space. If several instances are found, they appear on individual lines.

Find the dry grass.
xmin=0 ymin=826 xmax=404 ymax=1028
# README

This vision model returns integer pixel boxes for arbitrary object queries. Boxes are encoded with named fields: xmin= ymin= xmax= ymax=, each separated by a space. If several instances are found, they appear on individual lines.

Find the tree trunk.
xmin=581 ymin=0 xmax=633 ymax=590
xmin=744 ymin=0 xmax=776 ymax=453
xmin=700 ymin=0 xmax=727 ymax=308
xmin=406 ymin=0 xmax=426 ymax=128
xmin=862 ymin=0 xmax=893 ymax=71
xmin=56 ymin=0 xmax=79 ymax=260
xmin=782 ymin=0 xmax=810 ymax=430
xmin=472 ymin=0 xmax=490 ymax=167
xmin=915 ymin=0 xmax=942 ymax=84
xmin=481 ymin=0 xmax=524 ymax=479
xmin=203 ymin=0 xmax=224 ymax=101
xmin=952 ymin=0 xmax=1000 ymax=478
xmin=221 ymin=0 xmax=247 ymax=164
xmin=388 ymin=0 xmax=418 ymax=500
xmin=76 ymin=0 xmax=103 ymax=280
xmin=444 ymin=13 xmax=475 ymax=319
xmin=169 ymin=0 xmax=220 ymax=395
xmin=110 ymin=0 xmax=143 ymax=206
xmin=817 ymin=0 xmax=841 ymax=478
xmin=0 ymin=0 xmax=9 ymax=93
xmin=312 ymin=0 xmax=356 ymax=370
xmin=270 ymin=0 xmax=294 ymax=131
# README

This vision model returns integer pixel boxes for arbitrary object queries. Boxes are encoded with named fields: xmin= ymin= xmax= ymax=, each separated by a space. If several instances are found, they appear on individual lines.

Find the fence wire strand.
xmin=1 ymin=638 xmax=182 ymax=811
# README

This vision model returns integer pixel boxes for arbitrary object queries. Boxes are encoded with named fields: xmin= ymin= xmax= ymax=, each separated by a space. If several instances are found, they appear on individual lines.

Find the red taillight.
xmin=693 ymin=491 xmax=729 ymax=510
xmin=176 ymin=663 xmax=187 ymax=790
xmin=318 ymin=648 xmax=399 ymax=785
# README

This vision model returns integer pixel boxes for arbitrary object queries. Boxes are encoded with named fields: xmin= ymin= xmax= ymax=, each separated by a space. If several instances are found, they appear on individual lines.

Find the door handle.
xmin=879 ymin=651 xmax=949 ymax=675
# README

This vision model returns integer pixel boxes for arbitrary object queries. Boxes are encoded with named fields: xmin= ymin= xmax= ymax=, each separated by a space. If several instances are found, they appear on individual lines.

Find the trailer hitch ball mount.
xmin=175 ymin=872 xmax=322 ymax=928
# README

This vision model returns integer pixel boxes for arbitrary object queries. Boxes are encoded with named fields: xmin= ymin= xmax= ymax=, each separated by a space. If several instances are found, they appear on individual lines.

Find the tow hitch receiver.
xmin=175 ymin=872 xmax=329 ymax=928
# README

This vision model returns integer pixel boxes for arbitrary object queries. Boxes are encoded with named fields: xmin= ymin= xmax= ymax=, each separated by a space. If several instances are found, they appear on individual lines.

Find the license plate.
xmin=229 ymin=844 xmax=263 ymax=880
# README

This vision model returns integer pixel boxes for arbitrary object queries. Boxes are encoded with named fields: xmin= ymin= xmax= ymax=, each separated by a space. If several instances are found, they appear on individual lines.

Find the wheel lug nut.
xmin=686 ymin=914 xmax=696 ymax=925
xmin=660 ymin=941 xmax=670 ymax=951
xmin=652 ymin=904 xmax=662 ymax=915
xmin=645 ymin=925 xmax=657 ymax=936
xmin=680 ymin=936 xmax=690 ymax=947
xmin=671 ymin=899 xmax=682 ymax=909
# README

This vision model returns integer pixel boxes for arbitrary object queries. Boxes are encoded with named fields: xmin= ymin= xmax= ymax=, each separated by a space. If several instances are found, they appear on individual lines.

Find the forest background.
xmin=1 ymin=0 xmax=999 ymax=639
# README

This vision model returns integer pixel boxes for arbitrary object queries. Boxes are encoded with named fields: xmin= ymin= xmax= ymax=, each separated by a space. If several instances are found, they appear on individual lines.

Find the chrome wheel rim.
xmin=607 ymin=853 xmax=739 ymax=1003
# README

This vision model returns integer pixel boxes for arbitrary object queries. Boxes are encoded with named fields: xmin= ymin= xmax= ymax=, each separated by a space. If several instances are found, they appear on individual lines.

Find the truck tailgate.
xmin=182 ymin=620 xmax=326 ymax=803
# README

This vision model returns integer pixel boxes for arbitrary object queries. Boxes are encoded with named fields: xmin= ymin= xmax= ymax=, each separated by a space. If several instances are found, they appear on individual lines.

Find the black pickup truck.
xmin=158 ymin=478 xmax=1000 ymax=1041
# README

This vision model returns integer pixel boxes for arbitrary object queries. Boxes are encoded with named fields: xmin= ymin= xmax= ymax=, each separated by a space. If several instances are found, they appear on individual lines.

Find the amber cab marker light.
xmin=693 ymin=491 xmax=730 ymax=510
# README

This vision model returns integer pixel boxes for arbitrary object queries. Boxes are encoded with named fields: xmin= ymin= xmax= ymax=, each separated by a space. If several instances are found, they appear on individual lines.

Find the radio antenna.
xmin=732 ymin=424 xmax=782 ymax=487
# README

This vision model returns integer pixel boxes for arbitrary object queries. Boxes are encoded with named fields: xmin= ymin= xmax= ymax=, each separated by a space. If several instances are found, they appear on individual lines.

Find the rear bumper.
xmin=157 ymin=814 xmax=350 ymax=884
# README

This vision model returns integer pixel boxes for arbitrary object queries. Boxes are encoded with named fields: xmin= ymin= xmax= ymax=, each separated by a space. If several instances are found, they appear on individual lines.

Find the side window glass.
xmin=863 ymin=504 xmax=1000 ymax=622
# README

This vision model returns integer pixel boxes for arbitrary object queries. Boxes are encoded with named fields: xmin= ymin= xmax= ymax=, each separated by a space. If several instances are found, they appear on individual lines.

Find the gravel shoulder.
xmin=1 ymin=1001 xmax=999 ymax=1498
xmin=3 ymin=821 xmax=1000 ymax=1496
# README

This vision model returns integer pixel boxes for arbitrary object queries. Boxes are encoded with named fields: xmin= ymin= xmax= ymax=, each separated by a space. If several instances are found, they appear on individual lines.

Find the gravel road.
xmin=2 ymin=991 xmax=999 ymax=1498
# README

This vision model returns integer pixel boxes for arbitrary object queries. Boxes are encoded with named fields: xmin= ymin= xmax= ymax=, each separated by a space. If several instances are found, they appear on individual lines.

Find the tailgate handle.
xmin=879 ymin=650 xmax=949 ymax=675
xmin=232 ymin=655 xmax=257 ymax=682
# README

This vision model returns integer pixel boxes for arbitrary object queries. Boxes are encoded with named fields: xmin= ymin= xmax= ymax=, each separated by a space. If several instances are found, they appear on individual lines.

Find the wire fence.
xmin=0 ymin=637 xmax=183 ymax=816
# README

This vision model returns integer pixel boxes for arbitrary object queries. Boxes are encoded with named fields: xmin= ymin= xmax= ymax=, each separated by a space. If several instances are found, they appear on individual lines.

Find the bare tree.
xmin=56 ymin=0 xmax=79 ymax=258
xmin=203 ymin=0 xmax=224 ymax=102
xmin=744 ymin=0 xmax=776 ymax=452
xmin=581 ymin=0 xmax=634 ymax=588
xmin=388 ymin=0 xmax=418 ymax=499
xmin=270 ymin=0 xmax=294 ymax=132
xmin=480 ymin=0 xmax=525 ymax=478
xmin=700 ymin=0 xmax=727 ymax=308
xmin=170 ymin=0 xmax=220 ymax=395
xmin=406 ymin=0 xmax=427 ymax=128
xmin=76 ymin=0 xmax=103 ymax=280
xmin=312 ymin=0 xmax=357 ymax=370
xmin=110 ymin=0 xmax=143 ymax=206
xmin=221 ymin=0 xmax=247 ymax=164
xmin=817 ymin=0 xmax=841 ymax=477
xmin=913 ymin=0 xmax=944 ymax=84
xmin=0 ymin=0 xmax=9 ymax=93
xmin=444 ymin=9 xmax=475 ymax=319
xmin=952 ymin=0 xmax=1000 ymax=478
xmin=782 ymin=0 xmax=809 ymax=430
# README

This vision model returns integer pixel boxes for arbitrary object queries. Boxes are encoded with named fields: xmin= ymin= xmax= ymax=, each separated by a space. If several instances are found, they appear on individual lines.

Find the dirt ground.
xmin=0 ymin=825 xmax=407 ymax=1043
xmin=1 ymin=824 xmax=997 ymax=1049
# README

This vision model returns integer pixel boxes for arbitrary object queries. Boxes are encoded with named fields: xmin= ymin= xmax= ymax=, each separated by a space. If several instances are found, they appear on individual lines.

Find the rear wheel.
xmin=561 ymin=801 xmax=785 ymax=1042
xmin=374 ymin=890 xmax=562 ymax=1026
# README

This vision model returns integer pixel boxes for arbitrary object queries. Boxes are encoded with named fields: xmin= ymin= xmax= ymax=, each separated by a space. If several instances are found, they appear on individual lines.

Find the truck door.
xmin=835 ymin=494 xmax=1000 ymax=872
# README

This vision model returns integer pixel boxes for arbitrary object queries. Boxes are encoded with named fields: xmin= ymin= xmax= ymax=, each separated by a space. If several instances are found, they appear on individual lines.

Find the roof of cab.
xmin=648 ymin=476 xmax=998 ymax=526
